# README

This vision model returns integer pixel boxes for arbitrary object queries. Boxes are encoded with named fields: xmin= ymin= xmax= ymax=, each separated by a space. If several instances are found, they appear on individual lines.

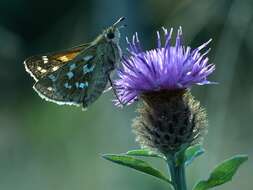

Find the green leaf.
xmin=185 ymin=144 xmax=205 ymax=166
xmin=102 ymin=154 xmax=171 ymax=184
xmin=126 ymin=149 xmax=166 ymax=160
xmin=193 ymin=154 xmax=248 ymax=190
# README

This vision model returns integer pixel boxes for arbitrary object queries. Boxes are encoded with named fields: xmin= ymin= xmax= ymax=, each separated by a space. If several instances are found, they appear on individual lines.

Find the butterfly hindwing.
xmin=24 ymin=44 xmax=90 ymax=81
xmin=33 ymin=45 xmax=97 ymax=106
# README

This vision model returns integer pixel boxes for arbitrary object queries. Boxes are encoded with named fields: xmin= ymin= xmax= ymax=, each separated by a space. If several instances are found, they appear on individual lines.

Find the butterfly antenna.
xmin=113 ymin=17 xmax=126 ymax=27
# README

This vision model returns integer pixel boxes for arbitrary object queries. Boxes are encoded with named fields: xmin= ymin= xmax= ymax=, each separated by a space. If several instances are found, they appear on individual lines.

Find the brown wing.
xmin=24 ymin=43 xmax=90 ymax=81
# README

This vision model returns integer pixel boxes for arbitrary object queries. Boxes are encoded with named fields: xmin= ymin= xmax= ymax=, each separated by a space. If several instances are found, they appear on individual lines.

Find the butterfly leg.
xmin=107 ymin=75 xmax=125 ymax=107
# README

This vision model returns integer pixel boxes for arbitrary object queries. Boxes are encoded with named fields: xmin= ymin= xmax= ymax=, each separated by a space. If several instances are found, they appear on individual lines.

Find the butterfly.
xmin=24 ymin=17 xmax=125 ymax=109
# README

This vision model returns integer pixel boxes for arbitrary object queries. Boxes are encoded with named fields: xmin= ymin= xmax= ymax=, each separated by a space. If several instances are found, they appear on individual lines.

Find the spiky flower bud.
xmin=133 ymin=90 xmax=207 ymax=155
xmin=115 ymin=27 xmax=214 ymax=155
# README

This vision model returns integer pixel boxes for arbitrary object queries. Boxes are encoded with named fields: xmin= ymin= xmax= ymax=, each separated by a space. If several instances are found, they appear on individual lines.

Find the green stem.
xmin=167 ymin=155 xmax=187 ymax=190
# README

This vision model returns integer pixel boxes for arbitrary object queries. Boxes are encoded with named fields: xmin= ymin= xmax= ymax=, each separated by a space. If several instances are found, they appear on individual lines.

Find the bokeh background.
xmin=0 ymin=0 xmax=252 ymax=189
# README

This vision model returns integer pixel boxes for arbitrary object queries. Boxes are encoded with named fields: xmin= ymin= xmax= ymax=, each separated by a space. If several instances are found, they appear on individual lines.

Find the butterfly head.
xmin=103 ymin=17 xmax=126 ymax=44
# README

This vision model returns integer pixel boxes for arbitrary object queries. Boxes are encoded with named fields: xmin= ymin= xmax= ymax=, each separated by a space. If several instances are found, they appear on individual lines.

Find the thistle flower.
xmin=115 ymin=27 xmax=215 ymax=155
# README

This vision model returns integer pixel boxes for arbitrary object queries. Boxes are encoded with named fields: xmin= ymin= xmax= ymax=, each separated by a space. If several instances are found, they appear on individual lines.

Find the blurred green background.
xmin=0 ymin=0 xmax=252 ymax=189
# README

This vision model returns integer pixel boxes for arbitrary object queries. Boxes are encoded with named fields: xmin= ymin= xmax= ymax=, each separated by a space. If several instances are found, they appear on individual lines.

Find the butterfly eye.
xmin=107 ymin=32 xmax=115 ymax=39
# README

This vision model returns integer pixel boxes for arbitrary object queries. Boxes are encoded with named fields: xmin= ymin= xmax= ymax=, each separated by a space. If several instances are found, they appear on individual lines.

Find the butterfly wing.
xmin=24 ymin=44 xmax=90 ymax=81
xmin=33 ymin=45 xmax=97 ymax=106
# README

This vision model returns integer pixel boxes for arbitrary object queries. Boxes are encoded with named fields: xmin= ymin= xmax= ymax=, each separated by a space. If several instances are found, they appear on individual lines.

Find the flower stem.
xmin=167 ymin=155 xmax=187 ymax=190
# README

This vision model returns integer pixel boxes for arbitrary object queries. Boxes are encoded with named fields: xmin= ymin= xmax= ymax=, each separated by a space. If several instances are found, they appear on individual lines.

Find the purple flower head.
xmin=115 ymin=27 xmax=215 ymax=105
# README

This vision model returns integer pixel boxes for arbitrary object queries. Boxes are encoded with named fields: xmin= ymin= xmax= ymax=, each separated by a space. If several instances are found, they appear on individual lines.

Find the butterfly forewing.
xmin=33 ymin=45 xmax=97 ymax=106
xmin=24 ymin=43 xmax=90 ymax=81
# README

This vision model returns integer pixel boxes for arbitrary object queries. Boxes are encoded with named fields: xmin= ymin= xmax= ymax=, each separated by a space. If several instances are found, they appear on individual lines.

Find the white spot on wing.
xmin=83 ymin=55 xmax=93 ymax=61
xmin=64 ymin=82 xmax=72 ymax=89
xmin=41 ymin=69 xmax=47 ymax=73
xmin=69 ymin=63 xmax=76 ymax=71
xmin=79 ymin=82 xmax=88 ymax=89
xmin=48 ymin=74 xmax=57 ymax=82
xmin=66 ymin=71 xmax=74 ymax=79
xmin=83 ymin=64 xmax=95 ymax=74
xmin=42 ymin=56 xmax=49 ymax=63
xmin=52 ymin=66 xmax=59 ymax=71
